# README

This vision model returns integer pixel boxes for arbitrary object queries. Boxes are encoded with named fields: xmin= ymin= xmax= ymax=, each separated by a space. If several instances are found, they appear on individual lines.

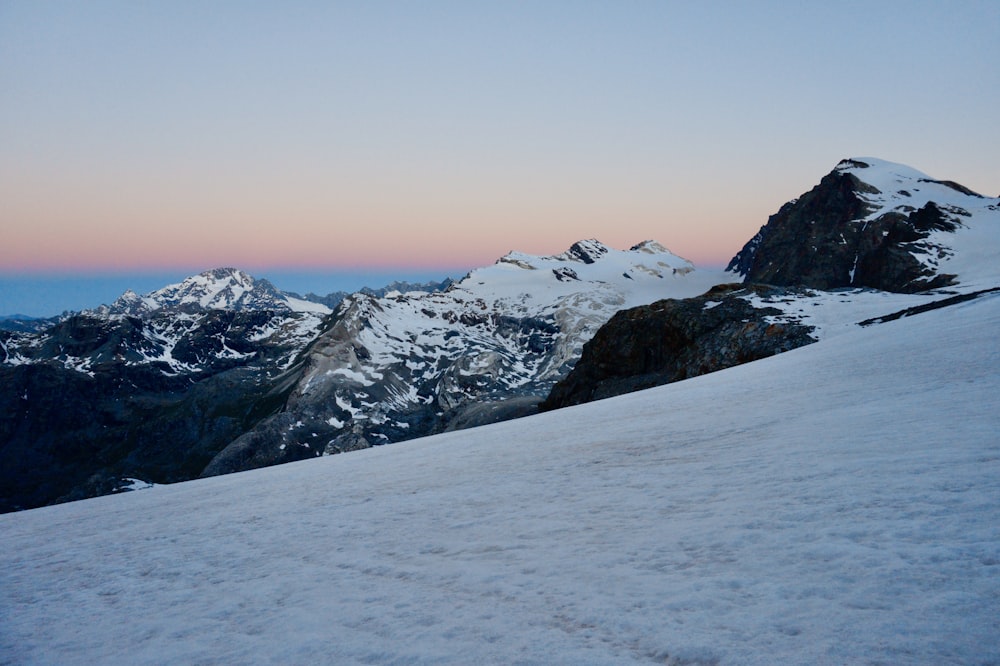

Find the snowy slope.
xmin=2 ymin=289 xmax=997 ymax=665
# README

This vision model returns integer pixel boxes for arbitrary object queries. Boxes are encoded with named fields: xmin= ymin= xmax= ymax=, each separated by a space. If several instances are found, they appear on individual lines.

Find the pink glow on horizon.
xmin=0 ymin=230 xmax=739 ymax=275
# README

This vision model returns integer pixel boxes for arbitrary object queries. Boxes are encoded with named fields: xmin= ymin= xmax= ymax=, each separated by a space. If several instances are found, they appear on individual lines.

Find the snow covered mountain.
xmin=545 ymin=158 xmax=1000 ymax=409
xmin=728 ymin=157 xmax=1000 ymax=292
xmin=203 ymin=240 xmax=728 ymax=474
xmin=92 ymin=267 xmax=331 ymax=316
xmin=0 ymin=270 xmax=339 ymax=512
xmin=2 ymin=267 xmax=332 ymax=376
xmin=2 ymin=277 xmax=996 ymax=666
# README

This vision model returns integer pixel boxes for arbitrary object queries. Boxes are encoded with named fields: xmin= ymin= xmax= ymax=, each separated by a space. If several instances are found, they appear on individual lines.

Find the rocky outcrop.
xmin=540 ymin=284 xmax=817 ymax=410
xmin=727 ymin=158 xmax=982 ymax=293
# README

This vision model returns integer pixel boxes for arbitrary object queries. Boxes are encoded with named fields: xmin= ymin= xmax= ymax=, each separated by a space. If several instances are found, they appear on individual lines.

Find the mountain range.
xmin=2 ymin=223 xmax=997 ymax=665
xmin=1 ymin=157 xmax=997 ymax=513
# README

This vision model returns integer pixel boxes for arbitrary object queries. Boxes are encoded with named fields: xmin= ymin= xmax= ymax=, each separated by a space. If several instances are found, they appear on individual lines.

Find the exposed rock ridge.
xmin=540 ymin=284 xmax=817 ymax=410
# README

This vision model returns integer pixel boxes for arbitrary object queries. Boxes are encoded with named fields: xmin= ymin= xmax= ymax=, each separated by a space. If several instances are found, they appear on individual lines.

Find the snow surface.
xmin=2 ymin=290 xmax=998 ymax=664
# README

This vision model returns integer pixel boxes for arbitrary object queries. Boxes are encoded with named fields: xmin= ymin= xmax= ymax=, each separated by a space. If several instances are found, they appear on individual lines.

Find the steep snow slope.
xmin=2 ymin=291 xmax=997 ymax=665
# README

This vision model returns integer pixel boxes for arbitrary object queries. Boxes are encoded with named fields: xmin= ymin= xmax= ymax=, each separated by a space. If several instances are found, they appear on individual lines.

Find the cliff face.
xmin=727 ymin=158 xmax=980 ymax=293
xmin=540 ymin=284 xmax=816 ymax=410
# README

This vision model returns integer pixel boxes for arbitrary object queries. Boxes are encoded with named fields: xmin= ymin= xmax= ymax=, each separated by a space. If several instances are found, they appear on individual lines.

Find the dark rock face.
xmin=0 ymin=360 xmax=293 ymax=512
xmin=0 ymin=308 xmax=316 ymax=512
xmin=565 ymin=240 xmax=609 ymax=264
xmin=727 ymin=165 xmax=965 ymax=293
xmin=540 ymin=284 xmax=816 ymax=410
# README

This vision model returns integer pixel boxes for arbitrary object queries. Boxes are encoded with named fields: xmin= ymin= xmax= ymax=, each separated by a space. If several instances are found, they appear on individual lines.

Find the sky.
xmin=1 ymin=1 xmax=998 ymax=315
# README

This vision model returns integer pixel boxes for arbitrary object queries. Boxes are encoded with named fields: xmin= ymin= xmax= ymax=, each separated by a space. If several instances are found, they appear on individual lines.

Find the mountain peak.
xmin=560 ymin=239 xmax=611 ymax=264
xmin=629 ymin=239 xmax=667 ymax=253
xmin=202 ymin=266 xmax=255 ymax=283
xmin=88 ymin=267 xmax=329 ymax=316
xmin=834 ymin=156 xmax=931 ymax=179
xmin=727 ymin=157 xmax=1000 ymax=292
xmin=833 ymin=157 xmax=987 ymax=199
xmin=489 ymin=239 xmax=697 ymax=286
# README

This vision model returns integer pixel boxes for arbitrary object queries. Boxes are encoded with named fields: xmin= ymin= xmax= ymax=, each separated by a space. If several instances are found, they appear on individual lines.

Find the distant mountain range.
xmin=0 ymin=238 xmax=723 ymax=511
xmin=2 ymin=157 xmax=997 ymax=512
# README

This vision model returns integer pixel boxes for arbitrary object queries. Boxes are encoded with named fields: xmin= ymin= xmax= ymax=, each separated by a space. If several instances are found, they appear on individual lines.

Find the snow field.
xmin=1 ymin=292 xmax=998 ymax=664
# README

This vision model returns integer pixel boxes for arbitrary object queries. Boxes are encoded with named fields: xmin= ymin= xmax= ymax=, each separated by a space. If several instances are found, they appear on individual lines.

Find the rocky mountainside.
xmin=2 ymin=268 xmax=331 ymax=374
xmin=727 ymin=158 xmax=999 ymax=292
xmin=544 ymin=158 xmax=1000 ymax=409
xmin=203 ymin=240 xmax=727 ymax=475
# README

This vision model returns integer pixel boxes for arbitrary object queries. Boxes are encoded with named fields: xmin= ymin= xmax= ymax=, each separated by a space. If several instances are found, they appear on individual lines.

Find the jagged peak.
xmin=190 ymin=267 xmax=258 ymax=286
xmin=496 ymin=239 xmax=614 ymax=268
xmin=629 ymin=239 xmax=667 ymax=253
xmin=628 ymin=239 xmax=691 ymax=263
xmin=496 ymin=238 xmax=694 ymax=272
xmin=559 ymin=239 xmax=611 ymax=264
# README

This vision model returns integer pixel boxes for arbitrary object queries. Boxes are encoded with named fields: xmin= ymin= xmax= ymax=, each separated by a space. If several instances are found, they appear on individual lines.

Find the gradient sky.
xmin=1 ymin=1 xmax=998 ymax=315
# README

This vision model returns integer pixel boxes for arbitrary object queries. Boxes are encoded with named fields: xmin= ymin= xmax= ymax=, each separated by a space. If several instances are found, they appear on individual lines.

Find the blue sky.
xmin=1 ymin=1 xmax=998 ymax=315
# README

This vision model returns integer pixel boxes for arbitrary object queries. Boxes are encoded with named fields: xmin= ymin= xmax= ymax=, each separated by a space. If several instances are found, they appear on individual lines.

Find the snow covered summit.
xmin=97 ymin=267 xmax=331 ymax=316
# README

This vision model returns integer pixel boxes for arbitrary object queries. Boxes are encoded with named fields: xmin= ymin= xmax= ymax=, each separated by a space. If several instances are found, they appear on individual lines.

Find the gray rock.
xmin=727 ymin=159 xmax=974 ymax=293
xmin=541 ymin=284 xmax=817 ymax=410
